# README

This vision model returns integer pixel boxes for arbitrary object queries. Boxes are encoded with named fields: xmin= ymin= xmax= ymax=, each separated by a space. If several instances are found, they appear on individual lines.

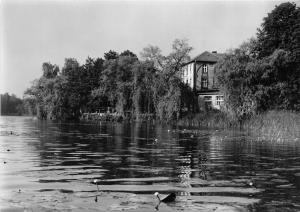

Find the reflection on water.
xmin=0 ymin=116 xmax=300 ymax=211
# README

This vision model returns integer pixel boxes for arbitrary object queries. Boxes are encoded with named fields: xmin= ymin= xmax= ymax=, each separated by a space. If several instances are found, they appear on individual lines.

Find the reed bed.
xmin=177 ymin=110 xmax=237 ymax=129
xmin=178 ymin=110 xmax=300 ymax=142
xmin=244 ymin=110 xmax=300 ymax=142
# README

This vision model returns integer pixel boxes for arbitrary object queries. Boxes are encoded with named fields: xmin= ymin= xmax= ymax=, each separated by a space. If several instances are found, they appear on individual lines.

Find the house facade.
xmin=181 ymin=51 xmax=224 ymax=110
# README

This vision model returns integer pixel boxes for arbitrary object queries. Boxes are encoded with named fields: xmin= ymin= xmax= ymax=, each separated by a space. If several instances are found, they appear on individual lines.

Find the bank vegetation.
xmin=7 ymin=2 xmax=297 ymax=138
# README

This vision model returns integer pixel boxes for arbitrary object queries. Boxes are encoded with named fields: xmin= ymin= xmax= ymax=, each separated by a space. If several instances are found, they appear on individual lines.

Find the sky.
xmin=1 ymin=0 xmax=287 ymax=98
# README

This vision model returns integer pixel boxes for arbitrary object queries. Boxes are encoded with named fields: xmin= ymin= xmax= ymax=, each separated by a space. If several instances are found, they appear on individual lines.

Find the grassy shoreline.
xmin=178 ymin=110 xmax=300 ymax=142
xmin=78 ymin=110 xmax=300 ymax=142
xmin=243 ymin=110 xmax=300 ymax=142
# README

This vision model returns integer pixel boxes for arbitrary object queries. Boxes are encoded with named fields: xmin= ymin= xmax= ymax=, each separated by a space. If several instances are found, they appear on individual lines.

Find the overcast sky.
xmin=1 ymin=0 xmax=286 ymax=98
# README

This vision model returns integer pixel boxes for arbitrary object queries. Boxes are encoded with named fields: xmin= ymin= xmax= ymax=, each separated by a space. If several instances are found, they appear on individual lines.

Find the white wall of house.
xmin=182 ymin=63 xmax=194 ymax=89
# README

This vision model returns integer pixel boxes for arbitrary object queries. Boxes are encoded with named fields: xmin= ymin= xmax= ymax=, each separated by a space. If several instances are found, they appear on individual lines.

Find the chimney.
xmin=212 ymin=51 xmax=217 ymax=53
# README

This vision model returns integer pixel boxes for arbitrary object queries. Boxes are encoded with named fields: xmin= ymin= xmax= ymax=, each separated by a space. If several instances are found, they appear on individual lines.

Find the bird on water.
xmin=154 ymin=192 xmax=176 ymax=203
xmin=93 ymin=179 xmax=100 ymax=192
xmin=93 ymin=179 xmax=100 ymax=202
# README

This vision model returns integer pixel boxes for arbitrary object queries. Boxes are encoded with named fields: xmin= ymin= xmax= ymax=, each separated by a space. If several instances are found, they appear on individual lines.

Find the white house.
xmin=181 ymin=51 xmax=224 ymax=110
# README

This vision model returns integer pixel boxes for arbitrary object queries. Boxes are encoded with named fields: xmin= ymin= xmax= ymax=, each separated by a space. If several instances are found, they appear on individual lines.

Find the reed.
xmin=177 ymin=110 xmax=237 ymax=129
xmin=178 ymin=110 xmax=300 ymax=142
xmin=243 ymin=110 xmax=300 ymax=142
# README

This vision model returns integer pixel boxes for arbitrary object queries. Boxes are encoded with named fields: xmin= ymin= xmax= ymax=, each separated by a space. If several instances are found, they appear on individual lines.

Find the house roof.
xmin=192 ymin=51 xmax=224 ymax=62
xmin=184 ymin=51 xmax=224 ymax=65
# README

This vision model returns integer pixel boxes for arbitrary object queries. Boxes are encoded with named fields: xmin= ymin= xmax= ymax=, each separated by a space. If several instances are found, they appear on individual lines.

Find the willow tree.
xmin=23 ymin=62 xmax=61 ymax=119
xmin=93 ymin=50 xmax=138 ymax=116
xmin=141 ymin=39 xmax=193 ymax=121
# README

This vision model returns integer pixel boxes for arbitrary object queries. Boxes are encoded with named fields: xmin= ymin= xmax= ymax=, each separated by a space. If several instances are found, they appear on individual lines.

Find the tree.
xmin=131 ymin=61 xmax=157 ymax=117
xmin=60 ymin=58 xmax=82 ymax=119
xmin=216 ymin=43 xmax=300 ymax=121
xmin=215 ymin=46 xmax=257 ymax=120
xmin=1 ymin=93 xmax=23 ymax=115
xmin=166 ymin=38 xmax=192 ymax=73
xmin=23 ymin=61 xmax=64 ymax=119
xmin=255 ymin=2 xmax=300 ymax=58
xmin=93 ymin=52 xmax=138 ymax=116
xmin=140 ymin=45 xmax=165 ymax=70
xmin=215 ymin=2 xmax=300 ymax=120
xmin=80 ymin=57 xmax=104 ymax=112
xmin=104 ymin=50 xmax=119 ymax=60
xmin=120 ymin=50 xmax=137 ymax=58
xmin=149 ymin=39 xmax=194 ymax=120
xmin=24 ymin=39 xmax=195 ymax=121
xmin=42 ymin=62 xmax=59 ymax=78
xmin=254 ymin=2 xmax=300 ymax=110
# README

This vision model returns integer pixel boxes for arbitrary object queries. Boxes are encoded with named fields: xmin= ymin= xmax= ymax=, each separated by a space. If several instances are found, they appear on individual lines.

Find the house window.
xmin=216 ymin=95 xmax=224 ymax=106
xmin=203 ymin=96 xmax=212 ymax=101
xmin=202 ymin=78 xmax=208 ymax=88
xmin=216 ymin=96 xmax=223 ymax=101
xmin=203 ymin=65 xmax=208 ymax=73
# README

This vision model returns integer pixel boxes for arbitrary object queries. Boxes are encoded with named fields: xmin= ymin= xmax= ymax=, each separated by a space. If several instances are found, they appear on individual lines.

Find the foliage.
xmin=140 ymin=45 xmax=165 ymax=70
xmin=1 ymin=93 xmax=24 ymax=115
xmin=150 ymin=39 xmax=194 ymax=121
xmin=24 ymin=2 xmax=299 ymax=122
xmin=216 ymin=2 xmax=300 ymax=120
xmin=215 ymin=46 xmax=257 ymax=120
xmin=255 ymin=2 xmax=300 ymax=58
xmin=24 ymin=39 xmax=196 ymax=121
xmin=92 ymin=53 xmax=137 ymax=116
xmin=104 ymin=50 xmax=119 ymax=60
xmin=131 ymin=60 xmax=156 ymax=117
xmin=24 ymin=57 xmax=104 ymax=120
xmin=216 ymin=45 xmax=299 ymax=120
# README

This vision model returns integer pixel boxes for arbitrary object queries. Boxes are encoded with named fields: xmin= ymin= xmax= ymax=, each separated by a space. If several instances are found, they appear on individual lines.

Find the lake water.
xmin=0 ymin=116 xmax=300 ymax=212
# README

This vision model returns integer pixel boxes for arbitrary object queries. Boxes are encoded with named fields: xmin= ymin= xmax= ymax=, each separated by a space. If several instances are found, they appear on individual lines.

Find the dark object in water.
xmin=154 ymin=192 xmax=176 ymax=203
xmin=7 ymin=149 xmax=10 ymax=152
xmin=93 ymin=179 xmax=100 ymax=202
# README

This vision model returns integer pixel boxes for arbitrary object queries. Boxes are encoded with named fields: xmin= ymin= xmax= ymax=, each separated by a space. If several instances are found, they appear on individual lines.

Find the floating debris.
xmin=154 ymin=192 xmax=176 ymax=203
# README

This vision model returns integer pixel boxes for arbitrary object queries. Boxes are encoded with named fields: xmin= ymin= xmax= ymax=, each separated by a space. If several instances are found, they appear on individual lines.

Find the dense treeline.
xmin=23 ymin=2 xmax=299 ymax=122
xmin=24 ymin=39 xmax=196 ymax=120
xmin=216 ymin=2 xmax=300 ymax=121
xmin=1 ymin=93 xmax=23 ymax=115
